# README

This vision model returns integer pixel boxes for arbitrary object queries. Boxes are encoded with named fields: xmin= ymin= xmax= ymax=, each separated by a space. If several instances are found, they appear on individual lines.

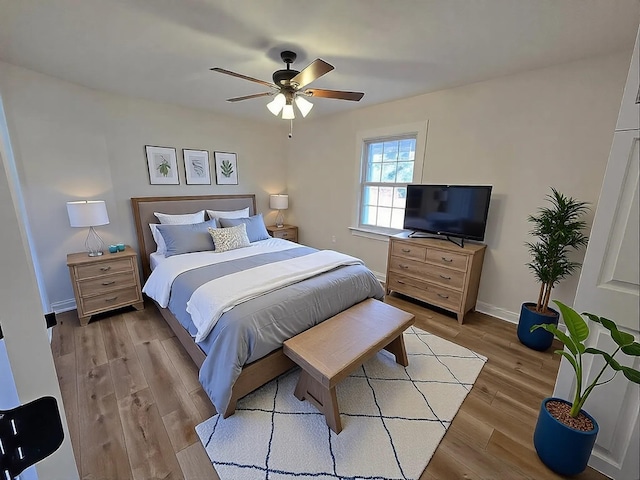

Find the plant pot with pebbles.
xmin=531 ymin=301 xmax=640 ymax=476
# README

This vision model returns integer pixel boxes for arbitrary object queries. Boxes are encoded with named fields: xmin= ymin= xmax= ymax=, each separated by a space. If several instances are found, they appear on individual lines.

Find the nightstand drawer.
xmin=272 ymin=229 xmax=295 ymax=240
xmin=74 ymin=257 xmax=133 ymax=280
xmin=80 ymin=286 xmax=141 ymax=315
xmin=77 ymin=271 xmax=137 ymax=297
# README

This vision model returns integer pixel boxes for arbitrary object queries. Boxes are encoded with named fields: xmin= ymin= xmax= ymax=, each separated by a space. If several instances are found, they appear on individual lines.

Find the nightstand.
xmin=67 ymin=246 xmax=144 ymax=326
xmin=267 ymin=224 xmax=298 ymax=243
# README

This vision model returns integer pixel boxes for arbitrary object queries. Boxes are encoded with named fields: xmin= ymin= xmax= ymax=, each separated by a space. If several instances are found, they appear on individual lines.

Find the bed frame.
xmin=130 ymin=194 xmax=295 ymax=417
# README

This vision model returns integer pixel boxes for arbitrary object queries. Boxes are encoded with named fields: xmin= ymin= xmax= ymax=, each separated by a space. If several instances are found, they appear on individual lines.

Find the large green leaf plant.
xmin=532 ymin=300 xmax=640 ymax=417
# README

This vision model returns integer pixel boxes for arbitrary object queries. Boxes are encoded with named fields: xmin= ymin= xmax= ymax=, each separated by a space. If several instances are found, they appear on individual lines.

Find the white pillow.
xmin=206 ymin=207 xmax=250 ymax=221
xmin=154 ymin=210 xmax=205 ymax=225
xmin=149 ymin=223 xmax=167 ymax=255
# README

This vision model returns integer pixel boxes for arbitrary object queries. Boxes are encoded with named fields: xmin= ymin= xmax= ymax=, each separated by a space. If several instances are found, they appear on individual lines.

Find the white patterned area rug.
xmin=195 ymin=326 xmax=487 ymax=479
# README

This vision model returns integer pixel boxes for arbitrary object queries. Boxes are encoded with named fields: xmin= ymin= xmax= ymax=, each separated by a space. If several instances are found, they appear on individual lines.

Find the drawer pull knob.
xmin=441 ymin=257 xmax=453 ymax=263
xmin=401 ymin=248 xmax=411 ymax=253
xmin=100 ymin=266 xmax=112 ymax=271
xmin=439 ymin=274 xmax=451 ymax=280
xmin=398 ymin=264 xmax=409 ymax=269
xmin=105 ymin=296 xmax=118 ymax=302
xmin=282 ymin=233 xmax=288 ymax=237
xmin=397 ymin=280 xmax=406 ymax=285
xmin=437 ymin=293 xmax=449 ymax=299
xmin=102 ymin=281 xmax=116 ymax=286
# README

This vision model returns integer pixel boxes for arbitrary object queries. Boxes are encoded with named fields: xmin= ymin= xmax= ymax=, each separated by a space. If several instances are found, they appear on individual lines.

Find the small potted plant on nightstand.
xmin=531 ymin=300 xmax=640 ymax=476
xmin=517 ymin=188 xmax=589 ymax=351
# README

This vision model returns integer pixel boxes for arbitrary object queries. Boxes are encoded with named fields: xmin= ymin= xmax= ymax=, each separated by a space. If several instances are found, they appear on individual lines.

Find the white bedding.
xmin=142 ymin=238 xmax=299 ymax=308
xmin=186 ymin=250 xmax=363 ymax=342
xmin=149 ymin=251 xmax=166 ymax=271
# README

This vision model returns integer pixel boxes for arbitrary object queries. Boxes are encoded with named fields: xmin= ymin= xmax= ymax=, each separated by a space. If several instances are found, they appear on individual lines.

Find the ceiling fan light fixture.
xmin=294 ymin=96 xmax=313 ymax=117
xmin=281 ymin=103 xmax=295 ymax=120
xmin=266 ymin=93 xmax=286 ymax=116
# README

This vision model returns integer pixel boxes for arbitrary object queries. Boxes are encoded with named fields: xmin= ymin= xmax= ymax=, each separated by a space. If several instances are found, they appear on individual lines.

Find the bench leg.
xmin=384 ymin=334 xmax=409 ymax=367
xmin=294 ymin=370 xmax=342 ymax=434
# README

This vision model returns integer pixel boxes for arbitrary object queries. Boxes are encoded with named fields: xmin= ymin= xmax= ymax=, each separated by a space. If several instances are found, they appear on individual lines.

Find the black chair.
xmin=0 ymin=396 xmax=64 ymax=479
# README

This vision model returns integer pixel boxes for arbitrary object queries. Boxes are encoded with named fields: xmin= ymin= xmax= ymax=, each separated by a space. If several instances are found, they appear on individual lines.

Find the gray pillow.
xmin=155 ymin=219 xmax=217 ymax=257
xmin=218 ymin=214 xmax=270 ymax=242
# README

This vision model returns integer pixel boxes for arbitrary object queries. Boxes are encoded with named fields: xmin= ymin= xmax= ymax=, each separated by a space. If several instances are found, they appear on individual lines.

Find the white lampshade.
xmin=267 ymin=93 xmax=286 ymax=116
xmin=67 ymin=200 xmax=110 ymax=256
xmin=269 ymin=194 xmax=289 ymax=210
xmin=281 ymin=104 xmax=295 ymax=120
xmin=67 ymin=200 xmax=109 ymax=227
xmin=295 ymin=96 xmax=314 ymax=117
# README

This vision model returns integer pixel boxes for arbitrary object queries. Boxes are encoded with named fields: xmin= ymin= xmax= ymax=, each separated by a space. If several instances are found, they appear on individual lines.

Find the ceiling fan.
xmin=211 ymin=50 xmax=364 ymax=120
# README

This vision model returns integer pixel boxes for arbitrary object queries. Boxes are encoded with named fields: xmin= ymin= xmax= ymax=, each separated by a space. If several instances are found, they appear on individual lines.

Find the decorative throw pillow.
xmin=218 ymin=214 xmax=270 ymax=242
xmin=206 ymin=207 xmax=250 ymax=221
xmin=155 ymin=219 xmax=217 ymax=257
xmin=154 ymin=210 xmax=205 ymax=225
xmin=208 ymin=223 xmax=250 ymax=253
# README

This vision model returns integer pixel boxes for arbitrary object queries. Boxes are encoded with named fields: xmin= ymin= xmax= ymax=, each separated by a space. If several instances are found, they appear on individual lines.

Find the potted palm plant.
xmin=517 ymin=188 xmax=589 ymax=351
xmin=531 ymin=300 xmax=640 ymax=475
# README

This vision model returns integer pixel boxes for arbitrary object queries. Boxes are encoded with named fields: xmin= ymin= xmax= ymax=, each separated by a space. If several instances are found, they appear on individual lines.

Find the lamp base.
xmin=85 ymin=226 xmax=105 ymax=257
xmin=275 ymin=210 xmax=285 ymax=228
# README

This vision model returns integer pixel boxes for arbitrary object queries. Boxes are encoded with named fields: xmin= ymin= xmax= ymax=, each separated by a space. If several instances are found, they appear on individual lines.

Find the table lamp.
xmin=269 ymin=194 xmax=289 ymax=228
xmin=67 ymin=200 xmax=110 ymax=256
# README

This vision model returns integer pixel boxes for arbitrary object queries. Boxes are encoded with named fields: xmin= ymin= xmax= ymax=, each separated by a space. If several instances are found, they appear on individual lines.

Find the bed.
xmin=131 ymin=194 xmax=385 ymax=417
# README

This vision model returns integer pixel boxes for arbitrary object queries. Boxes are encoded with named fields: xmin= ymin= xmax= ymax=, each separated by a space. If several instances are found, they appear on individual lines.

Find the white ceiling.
xmin=0 ymin=0 xmax=638 ymax=123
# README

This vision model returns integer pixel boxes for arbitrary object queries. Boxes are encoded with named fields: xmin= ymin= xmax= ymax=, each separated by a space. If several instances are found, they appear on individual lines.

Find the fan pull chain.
xmin=288 ymin=119 xmax=293 ymax=138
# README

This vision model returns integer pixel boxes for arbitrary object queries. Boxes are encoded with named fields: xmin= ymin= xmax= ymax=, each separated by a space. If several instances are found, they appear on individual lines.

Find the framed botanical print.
xmin=214 ymin=151 xmax=239 ymax=185
xmin=145 ymin=145 xmax=179 ymax=185
xmin=183 ymin=149 xmax=211 ymax=185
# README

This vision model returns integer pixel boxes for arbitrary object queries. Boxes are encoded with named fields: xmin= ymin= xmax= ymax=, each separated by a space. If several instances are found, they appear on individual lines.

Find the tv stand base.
xmin=408 ymin=232 xmax=465 ymax=248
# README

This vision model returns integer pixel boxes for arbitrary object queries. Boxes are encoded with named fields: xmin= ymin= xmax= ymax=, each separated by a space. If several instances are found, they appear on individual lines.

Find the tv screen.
xmin=403 ymin=184 xmax=492 ymax=241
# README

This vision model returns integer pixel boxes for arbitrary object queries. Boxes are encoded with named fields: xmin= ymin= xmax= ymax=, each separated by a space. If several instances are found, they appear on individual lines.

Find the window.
xmin=360 ymin=135 xmax=417 ymax=230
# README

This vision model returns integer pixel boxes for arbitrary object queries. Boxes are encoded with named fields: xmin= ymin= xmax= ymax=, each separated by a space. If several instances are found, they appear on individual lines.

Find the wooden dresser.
xmin=67 ymin=246 xmax=144 ymax=326
xmin=385 ymin=233 xmax=486 ymax=324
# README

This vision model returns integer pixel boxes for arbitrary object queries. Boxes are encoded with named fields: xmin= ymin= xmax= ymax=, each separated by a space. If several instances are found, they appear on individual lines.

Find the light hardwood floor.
xmin=51 ymin=295 xmax=609 ymax=479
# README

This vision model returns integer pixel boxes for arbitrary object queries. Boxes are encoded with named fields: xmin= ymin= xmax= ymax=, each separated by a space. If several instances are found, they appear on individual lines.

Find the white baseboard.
xmin=50 ymin=298 xmax=76 ymax=314
xmin=475 ymin=301 xmax=519 ymax=324
xmin=372 ymin=270 xmax=386 ymax=284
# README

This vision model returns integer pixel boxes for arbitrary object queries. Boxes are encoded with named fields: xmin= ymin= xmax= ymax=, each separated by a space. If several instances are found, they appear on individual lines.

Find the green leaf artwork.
xmin=156 ymin=155 xmax=171 ymax=177
xmin=221 ymin=159 xmax=234 ymax=177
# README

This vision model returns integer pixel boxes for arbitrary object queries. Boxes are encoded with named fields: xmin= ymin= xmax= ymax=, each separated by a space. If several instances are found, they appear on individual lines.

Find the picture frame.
xmin=214 ymin=151 xmax=239 ymax=185
xmin=183 ymin=148 xmax=211 ymax=185
xmin=145 ymin=145 xmax=179 ymax=185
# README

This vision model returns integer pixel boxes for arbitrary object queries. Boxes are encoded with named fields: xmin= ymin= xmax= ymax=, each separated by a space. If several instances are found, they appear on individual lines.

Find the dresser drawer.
xmin=77 ymin=271 xmax=137 ymax=297
xmin=391 ymin=242 xmax=427 ymax=261
xmin=80 ymin=286 xmax=141 ymax=315
xmin=74 ymin=257 xmax=133 ymax=280
xmin=389 ymin=256 xmax=466 ymax=291
xmin=425 ymin=248 xmax=468 ymax=271
xmin=387 ymin=273 xmax=461 ymax=311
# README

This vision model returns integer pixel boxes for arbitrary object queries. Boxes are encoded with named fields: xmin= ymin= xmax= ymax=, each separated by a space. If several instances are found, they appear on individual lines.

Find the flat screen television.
xmin=403 ymin=184 xmax=492 ymax=245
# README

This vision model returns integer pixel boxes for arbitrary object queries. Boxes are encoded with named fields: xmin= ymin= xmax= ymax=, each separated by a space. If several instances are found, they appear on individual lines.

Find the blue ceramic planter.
xmin=534 ymin=397 xmax=599 ymax=476
xmin=517 ymin=302 xmax=559 ymax=351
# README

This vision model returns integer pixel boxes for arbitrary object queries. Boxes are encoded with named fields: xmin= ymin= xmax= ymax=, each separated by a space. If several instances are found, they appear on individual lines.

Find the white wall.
xmin=0 ymin=60 xmax=287 ymax=311
xmin=286 ymin=51 xmax=631 ymax=321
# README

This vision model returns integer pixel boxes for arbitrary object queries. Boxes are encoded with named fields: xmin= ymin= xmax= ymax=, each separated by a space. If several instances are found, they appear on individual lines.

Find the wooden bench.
xmin=283 ymin=298 xmax=415 ymax=433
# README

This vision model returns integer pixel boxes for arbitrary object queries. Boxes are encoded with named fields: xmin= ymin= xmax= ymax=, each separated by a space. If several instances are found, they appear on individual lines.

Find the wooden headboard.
xmin=131 ymin=194 xmax=257 ymax=278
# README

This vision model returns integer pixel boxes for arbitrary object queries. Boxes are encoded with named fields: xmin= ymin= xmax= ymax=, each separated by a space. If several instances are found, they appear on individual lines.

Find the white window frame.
xmin=351 ymin=121 xmax=428 ymax=240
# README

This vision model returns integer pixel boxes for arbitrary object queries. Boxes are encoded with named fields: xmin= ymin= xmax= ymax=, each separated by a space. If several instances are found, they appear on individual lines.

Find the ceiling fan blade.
xmin=290 ymin=59 xmax=334 ymax=89
xmin=305 ymin=89 xmax=364 ymax=101
xmin=226 ymin=92 xmax=275 ymax=102
xmin=211 ymin=67 xmax=276 ymax=89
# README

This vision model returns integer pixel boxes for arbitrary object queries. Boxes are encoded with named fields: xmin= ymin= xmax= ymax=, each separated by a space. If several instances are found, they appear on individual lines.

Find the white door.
xmin=554 ymin=28 xmax=639 ymax=480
